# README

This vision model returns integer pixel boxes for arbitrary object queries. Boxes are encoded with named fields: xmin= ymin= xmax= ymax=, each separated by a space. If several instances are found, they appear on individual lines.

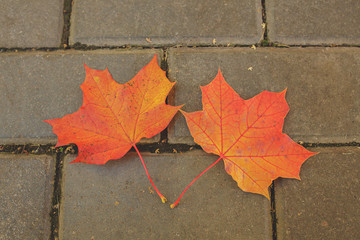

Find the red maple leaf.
xmin=45 ymin=55 xmax=181 ymax=203
xmin=171 ymin=70 xmax=317 ymax=208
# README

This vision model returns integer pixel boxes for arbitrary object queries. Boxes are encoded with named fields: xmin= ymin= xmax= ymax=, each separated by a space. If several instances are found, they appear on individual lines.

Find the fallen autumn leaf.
xmin=171 ymin=70 xmax=317 ymax=208
xmin=45 ymin=55 xmax=182 ymax=203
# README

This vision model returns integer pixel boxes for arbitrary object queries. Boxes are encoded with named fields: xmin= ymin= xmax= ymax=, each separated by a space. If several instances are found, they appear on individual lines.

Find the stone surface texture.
xmin=61 ymin=151 xmax=271 ymax=240
xmin=275 ymin=147 xmax=360 ymax=239
xmin=0 ymin=0 xmax=359 ymax=239
xmin=167 ymin=47 xmax=360 ymax=144
xmin=266 ymin=0 xmax=360 ymax=45
xmin=0 ymin=50 xmax=162 ymax=144
xmin=0 ymin=154 xmax=55 ymax=240
xmin=0 ymin=0 xmax=64 ymax=48
xmin=69 ymin=0 xmax=263 ymax=46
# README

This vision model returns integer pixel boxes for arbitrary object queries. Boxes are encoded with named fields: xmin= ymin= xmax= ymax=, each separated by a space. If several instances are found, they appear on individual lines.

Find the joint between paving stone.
xmin=0 ymin=142 xmax=358 ymax=155
xmin=160 ymin=48 xmax=170 ymax=143
xmin=299 ymin=142 xmax=360 ymax=148
xmin=1 ymin=44 xmax=360 ymax=54
xmin=50 ymin=152 xmax=65 ymax=240
xmin=67 ymin=43 xmax=255 ymax=50
xmin=261 ymin=0 xmax=269 ymax=43
xmin=270 ymin=182 xmax=278 ymax=240
xmin=261 ymin=44 xmax=360 ymax=48
xmin=0 ymin=47 xmax=60 ymax=53
xmin=60 ymin=0 xmax=74 ymax=49
xmin=0 ymin=144 xmax=56 ymax=155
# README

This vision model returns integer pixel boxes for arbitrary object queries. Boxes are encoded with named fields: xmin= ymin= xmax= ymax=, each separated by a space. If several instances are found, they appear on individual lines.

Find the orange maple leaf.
xmin=45 ymin=55 xmax=181 ymax=203
xmin=171 ymin=70 xmax=317 ymax=208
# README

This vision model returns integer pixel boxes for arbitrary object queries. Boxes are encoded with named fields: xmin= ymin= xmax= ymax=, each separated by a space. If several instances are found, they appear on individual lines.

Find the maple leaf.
xmin=45 ymin=55 xmax=181 ymax=203
xmin=171 ymin=70 xmax=316 ymax=208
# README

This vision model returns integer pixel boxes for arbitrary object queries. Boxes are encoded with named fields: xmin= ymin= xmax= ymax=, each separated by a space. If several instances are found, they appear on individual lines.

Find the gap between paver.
xmin=1 ymin=44 xmax=360 ymax=55
xmin=60 ymin=0 xmax=74 ymax=49
xmin=1 ymin=142 xmax=358 ymax=155
xmin=261 ymin=0 xmax=269 ymax=43
xmin=50 ymin=152 xmax=65 ymax=240
xmin=270 ymin=182 xmax=277 ymax=240
xmin=160 ymin=48 xmax=170 ymax=142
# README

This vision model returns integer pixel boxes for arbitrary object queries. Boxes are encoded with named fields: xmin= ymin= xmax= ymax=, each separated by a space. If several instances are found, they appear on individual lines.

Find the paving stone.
xmin=275 ymin=147 xmax=360 ymax=239
xmin=167 ymin=47 xmax=360 ymax=144
xmin=69 ymin=0 xmax=262 ymax=46
xmin=0 ymin=0 xmax=64 ymax=48
xmin=266 ymin=0 xmax=360 ymax=45
xmin=61 ymin=151 xmax=271 ymax=240
xmin=0 ymin=50 xmax=162 ymax=144
xmin=0 ymin=154 xmax=55 ymax=240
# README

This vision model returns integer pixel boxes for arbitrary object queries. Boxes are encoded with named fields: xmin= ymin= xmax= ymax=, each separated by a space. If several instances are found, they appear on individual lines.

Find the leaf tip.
xmin=216 ymin=68 xmax=224 ymax=79
xmin=69 ymin=159 xmax=79 ymax=164
xmin=83 ymin=63 xmax=92 ymax=73
xmin=150 ymin=54 xmax=158 ymax=64
xmin=43 ymin=118 xmax=59 ymax=127
xmin=312 ymin=151 xmax=320 ymax=156
xmin=170 ymin=203 xmax=176 ymax=209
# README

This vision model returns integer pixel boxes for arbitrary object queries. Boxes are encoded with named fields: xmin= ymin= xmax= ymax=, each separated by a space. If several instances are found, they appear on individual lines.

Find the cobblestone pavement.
xmin=0 ymin=0 xmax=359 ymax=239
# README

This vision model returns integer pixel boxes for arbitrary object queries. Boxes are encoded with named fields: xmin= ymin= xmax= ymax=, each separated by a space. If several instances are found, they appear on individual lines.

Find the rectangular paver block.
xmin=266 ymin=0 xmax=360 ymax=45
xmin=0 ymin=50 xmax=162 ymax=144
xmin=275 ymin=147 xmax=360 ymax=239
xmin=70 ymin=0 xmax=263 ymax=46
xmin=0 ymin=154 xmax=55 ymax=240
xmin=0 ymin=0 xmax=64 ymax=48
xmin=167 ymin=47 xmax=360 ymax=144
xmin=61 ymin=151 xmax=271 ymax=239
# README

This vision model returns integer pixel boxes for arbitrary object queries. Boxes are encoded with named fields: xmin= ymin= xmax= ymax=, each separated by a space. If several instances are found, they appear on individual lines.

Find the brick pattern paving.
xmin=0 ymin=1 xmax=359 ymax=239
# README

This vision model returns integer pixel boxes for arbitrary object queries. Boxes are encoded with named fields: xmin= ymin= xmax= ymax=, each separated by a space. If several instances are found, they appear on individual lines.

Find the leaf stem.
xmin=133 ymin=144 xmax=167 ymax=203
xmin=170 ymin=156 xmax=222 ymax=208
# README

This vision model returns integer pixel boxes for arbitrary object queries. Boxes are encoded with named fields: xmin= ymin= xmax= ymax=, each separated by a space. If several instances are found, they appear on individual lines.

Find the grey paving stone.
xmin=0 ymin=50 xmax=162 ymax=144
xmin=0 ymin=154 xmax=55 ymax=240
xmin=0 ymin=0 xmax=64 ymax=48
xmin=275 ymin=147 xmax=360 ymax=239
xmin=69 ymin=0 xmax=262 ymax=46
xmin=167 ymin=47 xmax=360 ymax=144
xmin=61 ymin=151 xmax=271 ymax=240
xmin=266 ymin=0 xmax=360 ymax=45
